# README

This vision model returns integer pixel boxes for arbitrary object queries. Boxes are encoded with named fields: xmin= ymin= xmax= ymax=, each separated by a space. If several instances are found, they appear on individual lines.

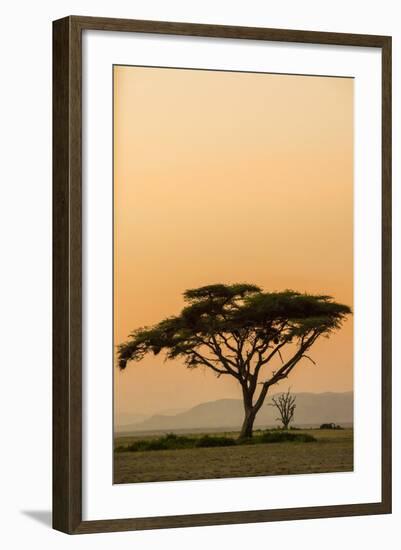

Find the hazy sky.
xmin=113 ymin=66 xmax=353 ymax=422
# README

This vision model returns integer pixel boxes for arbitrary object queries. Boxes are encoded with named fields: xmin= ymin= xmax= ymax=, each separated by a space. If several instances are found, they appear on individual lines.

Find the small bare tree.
xmin=270 ymin=389 xmax=297 ymax=430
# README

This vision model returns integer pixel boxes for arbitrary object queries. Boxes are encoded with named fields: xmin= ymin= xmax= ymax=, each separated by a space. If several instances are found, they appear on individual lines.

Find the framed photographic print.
xmin=53 ymin=16 xmax=392 ymax=534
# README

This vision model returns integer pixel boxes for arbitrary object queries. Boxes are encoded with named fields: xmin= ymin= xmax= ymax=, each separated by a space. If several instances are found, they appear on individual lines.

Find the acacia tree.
xmin=270 ymin=389 xmax=297 ymax=430
xmin=118 ymin=284 xmax=351 ymax=439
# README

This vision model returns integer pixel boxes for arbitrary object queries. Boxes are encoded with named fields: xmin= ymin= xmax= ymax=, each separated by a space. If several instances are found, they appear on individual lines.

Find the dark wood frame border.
xmin=53 ymin=15 xmax=392 ymax=534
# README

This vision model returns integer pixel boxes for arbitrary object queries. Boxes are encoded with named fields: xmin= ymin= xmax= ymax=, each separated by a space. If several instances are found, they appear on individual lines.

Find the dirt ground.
xmin=113 ymin=428 xmax=353 ymax=484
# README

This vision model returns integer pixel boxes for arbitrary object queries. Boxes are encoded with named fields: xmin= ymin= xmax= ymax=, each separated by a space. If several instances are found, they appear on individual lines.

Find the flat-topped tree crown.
xmin=118 ymin=283 xmax=351 ymax=438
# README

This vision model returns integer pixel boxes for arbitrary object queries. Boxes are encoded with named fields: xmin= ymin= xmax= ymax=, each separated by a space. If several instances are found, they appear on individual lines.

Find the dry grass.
xmin=113 ymin=428 xmax=353 ymax=484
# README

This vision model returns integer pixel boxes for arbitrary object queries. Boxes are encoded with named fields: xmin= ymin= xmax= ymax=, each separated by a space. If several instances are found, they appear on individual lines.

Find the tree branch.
xmin=253 ymin=330 xmax=320 ymax=411
xmin=187 ymin=350 xmax=230 ymax=377
xmin=216 ymin=332 xmax=238 ymax=354
xmin=198 ymin=335 xmax=240 ymax=378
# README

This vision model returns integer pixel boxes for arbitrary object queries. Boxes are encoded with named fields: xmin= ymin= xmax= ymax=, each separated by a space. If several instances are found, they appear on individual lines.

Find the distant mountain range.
xmin=116 ymin=391 xmax=353 ymax=434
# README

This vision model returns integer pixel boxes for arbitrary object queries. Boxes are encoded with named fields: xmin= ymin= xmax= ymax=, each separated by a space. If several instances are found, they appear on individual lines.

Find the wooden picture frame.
xmin=53 ymin=15 xmax=392 ymax=534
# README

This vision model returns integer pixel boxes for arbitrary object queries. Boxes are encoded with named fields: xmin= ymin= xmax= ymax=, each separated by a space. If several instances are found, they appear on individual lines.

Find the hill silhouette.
xmin=116 ymin=391 xmax=353 ymax=434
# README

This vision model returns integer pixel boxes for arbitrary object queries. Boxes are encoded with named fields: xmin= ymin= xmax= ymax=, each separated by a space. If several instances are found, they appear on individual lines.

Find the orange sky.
xmin=113 ymin=66 xmax=353 ymax=421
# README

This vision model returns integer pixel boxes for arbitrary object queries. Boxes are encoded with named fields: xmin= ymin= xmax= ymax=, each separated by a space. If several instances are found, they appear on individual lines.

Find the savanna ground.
xmin=113 ymin=428 xmax=353 ymax=484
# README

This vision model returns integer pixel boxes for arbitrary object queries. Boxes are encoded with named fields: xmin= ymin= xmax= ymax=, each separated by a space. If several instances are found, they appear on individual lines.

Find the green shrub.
xmin=117 ymin=434 xmax=192 ymax=452
xmin=115 ymin=430 xmax=316 ymax=453
xmin=195 ymin=435 xmax=236 ymax=448
xmin=115 ymin=433 xmax=237 ymax=452
xmin=164 ymin=432 xmax=179 ymax=440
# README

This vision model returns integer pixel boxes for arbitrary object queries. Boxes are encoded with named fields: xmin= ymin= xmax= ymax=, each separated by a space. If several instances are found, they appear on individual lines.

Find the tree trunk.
xmin=239 ymin=383 xmax=270 ymax=439
xmin=239 ymin=408 xmax=256 ymax=439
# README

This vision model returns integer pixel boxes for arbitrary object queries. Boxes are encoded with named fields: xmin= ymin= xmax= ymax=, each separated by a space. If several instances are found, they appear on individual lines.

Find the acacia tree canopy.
xmin=118 ymin=283 xmax=351 ymax=438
